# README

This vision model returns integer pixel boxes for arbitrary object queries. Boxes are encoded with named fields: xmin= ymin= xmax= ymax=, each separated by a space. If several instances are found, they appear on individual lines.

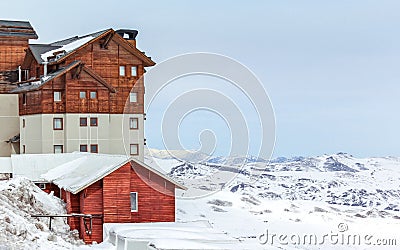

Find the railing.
xmin=31 ymin=213 xmax=102 ymax=235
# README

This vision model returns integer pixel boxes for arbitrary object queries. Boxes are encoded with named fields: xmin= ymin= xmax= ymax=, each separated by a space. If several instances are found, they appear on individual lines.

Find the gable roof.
xmin=30 ymin=29 xmax=110 ymax=64
xmin=41 ymin=153 xmax=186 ymax=194
xmin=10 ymin=60 xmax=81 ymax=93
xmin=10 ymin=60 xmax=116 ymax=93
xmin=27 ymin=28 xmax=155 ymax=66
xmin=11 ymin=152 xmax=87 ymax=181
xmin=0 ymin=20 xmax=38 ymax=39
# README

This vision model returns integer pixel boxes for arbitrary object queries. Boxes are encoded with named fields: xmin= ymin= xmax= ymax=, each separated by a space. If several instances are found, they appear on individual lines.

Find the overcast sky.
xmin=3 ymin=1 xmax=400 ymax=158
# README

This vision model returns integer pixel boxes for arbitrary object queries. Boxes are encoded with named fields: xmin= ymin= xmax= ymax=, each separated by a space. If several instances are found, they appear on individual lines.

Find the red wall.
xmin=63 ymin=161 xmax=177 ymax=244
xmin=79 ymin=180 xmax=103 ymax=243
xmin=36 ymin=183 xmax=60 ymax=197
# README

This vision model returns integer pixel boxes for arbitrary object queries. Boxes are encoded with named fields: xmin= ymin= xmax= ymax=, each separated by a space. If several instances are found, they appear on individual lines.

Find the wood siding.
xmin=65 ymin=191 xmax=80 ymax=231
xmin=65 ymin=161 xmax=176 ymax=244
xmin=129 ymin=161 xmax=176 ymax=222
xmin=0 ymin=39 xmax=29 ymax=71
xmin=79 ymin=180 xmax=103 ymax=243
xmin=19 ymin=35 xmax=146 ymax=116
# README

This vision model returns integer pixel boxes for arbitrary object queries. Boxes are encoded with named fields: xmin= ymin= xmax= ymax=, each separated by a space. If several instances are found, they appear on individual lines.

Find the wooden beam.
xmin=100 ymin=32 xmax=114 ymax=49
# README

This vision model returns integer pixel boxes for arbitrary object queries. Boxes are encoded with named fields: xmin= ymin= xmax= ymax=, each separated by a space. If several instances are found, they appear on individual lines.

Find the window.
xmin=22 ymin=145 xmax=26 ymax=154
xmin=80 ymin=117 xmax=87 ymax=126
xmin=80 ymin=91 xmax=86 ymax=99
xmin=53 ymin=118 xmax=63 ymax=130
xmin=130 ymin=144 xmax=139 ymax=155
xmin=119 ymin=65 xmax=125 ymax=76
xmin=129 ymin=118 xmax=138 ymax=129
xmin=37 ymin=183 xmax=46 ymax=190
xmin=22 ymin=119 xmax=25 ymax=128
xmin=90 ymin=117 xmax=98 ymax=126
xmin=54 ymin=145 xmax=63 ymax=153
xmin=129 ymin=92 xmax=137 ymax=103
xmin=90 ymin=91 xmax=97 ymax=99
xmin=54 ymin=91 xmax=61 ymax=102
xmin=80 ymin=145 xmax=88 ymax=152
xmin=130 ymin=192 xmax=138 ymax=212
xmin=131 ymin=66 xmax=137 ymax=77
xmin=90 ymin=144 xmax=98 ymax=153
xmin=22 ymin=94 xmax=26 ymax=105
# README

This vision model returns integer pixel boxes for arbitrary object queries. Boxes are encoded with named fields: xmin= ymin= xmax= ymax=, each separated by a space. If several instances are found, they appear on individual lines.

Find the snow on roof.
xmin=42 ymin=154 xmax=130 ymax=194
xmin=104 ymin=221 xmax=239 ymax=250
xmin=0 ymin=157 xmax=11 ymax=173
xmin=41 ymin=36 xmax=94 ymax=62
xmin=10 ymin=61 xmax=81 ymax=93
xmin=39 ymin=153 xmax=186 ymax=194
xmin=11 ymin=153 xmax=85 ymax=182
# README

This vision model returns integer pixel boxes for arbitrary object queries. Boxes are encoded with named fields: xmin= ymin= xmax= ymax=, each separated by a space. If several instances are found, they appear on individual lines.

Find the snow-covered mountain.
xmin=145 ymin=149 xmax=400 ymax=249
xmin=0 ymin=151 xmax=399 ymax=249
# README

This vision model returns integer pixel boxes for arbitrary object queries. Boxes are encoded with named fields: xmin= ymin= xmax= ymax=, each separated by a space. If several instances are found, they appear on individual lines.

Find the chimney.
xmin=43 ymin=62 xmax=48 ymax=77
xmin=18 ymin=66 xmax=22 ymax=82
xmin=116 ymin=29 xmax=138 ymax=47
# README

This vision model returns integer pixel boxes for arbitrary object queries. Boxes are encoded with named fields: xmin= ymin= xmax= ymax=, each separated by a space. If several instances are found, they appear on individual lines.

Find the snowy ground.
xmin=0 ymin=151 xmax=399 ymax=249
xmin=148 ymin=150 xmax=400 ymax=249
xmin=0 ymin=177 xmax=83 ymax=249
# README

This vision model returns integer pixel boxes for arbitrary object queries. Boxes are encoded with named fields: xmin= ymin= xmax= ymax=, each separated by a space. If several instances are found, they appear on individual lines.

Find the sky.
xmin=3 ymin=1 xmax=400 ymax=158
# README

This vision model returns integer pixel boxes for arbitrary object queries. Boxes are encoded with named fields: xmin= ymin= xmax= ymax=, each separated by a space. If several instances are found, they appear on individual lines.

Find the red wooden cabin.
xmin=42 ymin=154 xmax=186 ymax=244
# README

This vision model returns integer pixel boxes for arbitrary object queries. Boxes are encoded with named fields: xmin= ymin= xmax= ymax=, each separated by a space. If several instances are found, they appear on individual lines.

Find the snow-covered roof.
xmin=104 ymin=221 xmax=239 ymax=250
xmin=11 ymin=153 xmax=85 ymax=181
xmin=0 ymin=157 xmax=12 ymax=173
xmin=10 ymin=61 xmax=81 ymax=93
xmin=29 ymin=29 xmax=111 ymax=64
xmin=40 ymin=36 xmax=94 ymax=62
xmin=42 ymin=154 xmax=130 ymax=194
xmin=40 ymin=153 xmax=186 ymax=194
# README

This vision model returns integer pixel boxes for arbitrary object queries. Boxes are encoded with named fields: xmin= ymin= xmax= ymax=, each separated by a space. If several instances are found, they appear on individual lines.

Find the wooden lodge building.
xmin=0 ymin=20 xmax=187 ymax=244
xmin=0 ymin=19 xmax=156 ymax=161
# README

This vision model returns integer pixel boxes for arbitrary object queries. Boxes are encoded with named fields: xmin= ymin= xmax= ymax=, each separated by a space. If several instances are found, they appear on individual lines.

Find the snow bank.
xmin=0 ymin=177 xmax=84 ymax=249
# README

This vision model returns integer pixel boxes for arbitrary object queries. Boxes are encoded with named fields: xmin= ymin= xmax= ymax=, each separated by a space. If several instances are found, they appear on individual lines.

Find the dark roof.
xmin=0 ymin=20 xmax=38 ymax=39
xmin=10 ymin=61 xmax=81 ymax=93
xmin=29 ymin=44 xmax=62 ymax=64
xmin=11 ymin=60 xmax=116 ymax=93
xmin=50 ymin=29 xmax=111 ymax=46
xmin=29 ymin=29 xmax=111 ymax=64
xmin=115 ymin=29 xmax=138 ymax=40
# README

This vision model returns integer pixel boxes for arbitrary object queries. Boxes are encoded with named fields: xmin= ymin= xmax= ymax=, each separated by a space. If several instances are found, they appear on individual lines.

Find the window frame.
xmin=131 ymin=66 xmax=137 ymax=77
xmin=53 ymin=118 xmax=63 ymax=130
xmin=80 ymin=117 xmax=88 ymax=127
xmin=80 ymin=144 xmax=88 ymax=152
xmin=90 ymin=144 xmax=98 ymax=153
xmin=130 ymin=192 xmax=138 ymax=212
xmin=129 ymin=117 xmax=139 ymax=130
xmin=54 ymin=145 xmax=63 ymax=154
xmin=119 ymin=65 xmax=126 ymax=76
xmin=129 ymin=92 xmax=137 ymax=103
xmin=90 ymin=117 xmax=98 ymax=127
xmin=53 ymin=91 xmax=61 ymax=102
xmin=79 ymin=91 xmax=86 ymax=99
xmin=130 ymin=144 xmax=139 ymax=156
xmin=90 ymin=91 xmax=97 ymax=99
